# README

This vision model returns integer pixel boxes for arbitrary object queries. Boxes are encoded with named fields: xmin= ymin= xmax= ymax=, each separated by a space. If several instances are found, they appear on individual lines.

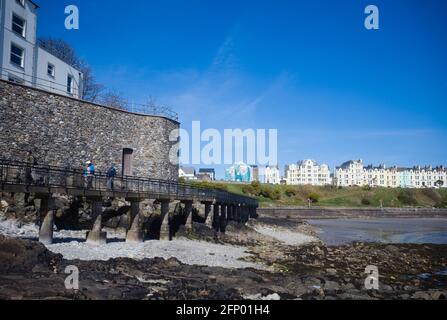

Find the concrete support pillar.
xmin=220 ymin=204 xmax=227 ymax=233
xmin=38 ymin=197 xmax=55 ymax=245
xmin=212 ymin=204 xmax=220 ymax=232
xmin=239 ymin=205 xmax=245 ymax=223
xmin=245 ymin=206 xmax=250 ymax=222
xmin=184 ymin=201 xmax=193 ymax=232
xmin=159 ymin=201 xmax=171 ymax=241
xmin=238 ymin=205 xmax=243 ymax=223
xmin=226 ymin=205 xmax=232 ymax=222
xmin=250 ymin=206 xmax=258 ymax=219
xmin=241 ymin=205 xmax=248 ymax=223
xmin=235 ymin=204 xmax=241 ymax=223
xmin=244 ymin=206 xmax=250 ymax=223
xmin=204 ymin=203 xmax=213 ymax=228
xmin=87 ymin=199 xmax=107 ymax=245
xmin=126 ymin=200 xmax=144 ymax=243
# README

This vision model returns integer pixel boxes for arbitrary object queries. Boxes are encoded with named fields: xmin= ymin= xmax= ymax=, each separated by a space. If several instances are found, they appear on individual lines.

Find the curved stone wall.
xmin=0 ymin=80 xmax=179 ymax=180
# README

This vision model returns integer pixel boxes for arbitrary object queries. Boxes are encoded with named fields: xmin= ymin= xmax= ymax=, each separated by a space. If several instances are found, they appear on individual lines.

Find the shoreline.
xmin=1 ymin=235 xmax=446 ymax=300
xmin=1 ymin=213 xmax=446 ymax=300
xmin=258 ymin=207 xmax=447 ymax=220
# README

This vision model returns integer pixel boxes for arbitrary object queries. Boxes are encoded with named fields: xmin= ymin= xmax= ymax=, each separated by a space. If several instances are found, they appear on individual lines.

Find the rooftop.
xmin=180 ymin=167 xmax=196 ymax=175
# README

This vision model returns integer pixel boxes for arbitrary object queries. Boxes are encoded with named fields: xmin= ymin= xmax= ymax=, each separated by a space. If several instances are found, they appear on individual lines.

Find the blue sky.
xmin=36 ymin=0 xmax=447 ymax=179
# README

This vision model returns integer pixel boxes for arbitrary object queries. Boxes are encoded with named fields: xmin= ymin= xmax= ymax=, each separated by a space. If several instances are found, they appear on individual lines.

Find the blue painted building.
xmin=225 ymin=162 xmax=252 ymax=183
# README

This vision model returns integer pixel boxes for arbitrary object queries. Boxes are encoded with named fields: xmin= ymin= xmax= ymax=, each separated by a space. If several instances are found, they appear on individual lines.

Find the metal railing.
xmin=1 ymin=66 xmax=82 ymax=97
xmin=0 ymin=159 xmax=257 ymax=206
xmin=0 ymin=67 xmax=179 ymax=122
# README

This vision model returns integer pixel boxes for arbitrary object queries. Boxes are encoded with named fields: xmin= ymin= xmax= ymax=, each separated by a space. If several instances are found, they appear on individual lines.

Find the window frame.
xmin=47 ymin=63 xmax=55 ymax=78
xmin=10 ymin=42 xmax=25 ymax=69
xmin=67 ymin=74 xmax=74 ymax=94
xmin=12 ymin=13 xmax=26 ymax=38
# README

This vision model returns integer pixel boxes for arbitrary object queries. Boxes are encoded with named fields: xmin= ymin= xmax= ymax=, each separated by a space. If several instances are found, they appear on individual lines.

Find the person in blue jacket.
xmin=106 ymin=164 xmax=117 ymax=191
xmin=83 ymin=161 xmax=95 ymax=189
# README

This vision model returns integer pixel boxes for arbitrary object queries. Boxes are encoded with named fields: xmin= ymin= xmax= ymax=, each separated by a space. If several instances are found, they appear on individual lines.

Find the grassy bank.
xmin=186 ymin=180 xmax=447 ymax=208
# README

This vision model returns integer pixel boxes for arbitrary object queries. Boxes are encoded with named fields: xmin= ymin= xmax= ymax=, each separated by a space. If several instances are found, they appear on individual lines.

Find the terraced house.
xmin=335 ymin=160 xmax=447 ymax=188
xmin=263 ymin=166 xmax=280 ymax=185
xmin=285 ymin=159 xmax=332 ymax=186
xmin=334 ymin=160 xmax=365 ymax=187
xmin=405 ymin=166 xmax=447 ymax=188
xmin=364 ymin=165 xmax=401 ymax=188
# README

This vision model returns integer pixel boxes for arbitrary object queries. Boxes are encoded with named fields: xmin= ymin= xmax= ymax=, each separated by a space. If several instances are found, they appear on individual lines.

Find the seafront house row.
xmin=0 ymin=0 xmax=83 ymax=98
xmin=182 ymin=160 xmax=446 ymax=189
xmin=284 ymin=159 xmax=446 ymax=188
xmin=334 ymin=160 xmax=447 ymax=189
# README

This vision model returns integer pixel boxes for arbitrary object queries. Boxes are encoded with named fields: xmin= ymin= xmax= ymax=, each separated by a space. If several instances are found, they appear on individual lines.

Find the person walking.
xmin=25 ymin=151 xmax=35 ymax=185
xmin=83 ymin=161 xmax=95 ymax=189
xmin=106 ymin=164 xmax=117 ymax=191
xmin=83 ymin=161 xmax=90 ymax=189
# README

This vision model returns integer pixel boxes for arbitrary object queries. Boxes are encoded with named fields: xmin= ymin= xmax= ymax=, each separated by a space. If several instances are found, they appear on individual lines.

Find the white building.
xmin=335 ymin=160 xmax=447 ymax=189
xmin=335 ymin=160 xmax=365 ymax=187
xmin=0 ymin=0 xmax=83 ymax=98
xmin=179 ymin=167 xmax=197 ymax=181
xmin=406 ymin=166 xmax=447 ymax=188
xmin=285 ymin=159 xmax=332 ymax=186
xmin=263 ymin=166 xmax=280 ymax=185
xmin=364 ymin=165 xmax=401 ymax=188
xmin=198 ymin=168 xmax=216 ymax=181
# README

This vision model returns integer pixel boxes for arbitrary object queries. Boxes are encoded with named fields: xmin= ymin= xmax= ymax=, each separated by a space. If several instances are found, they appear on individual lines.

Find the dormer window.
xmin=12 ymin=14 xmax=26 ymax=38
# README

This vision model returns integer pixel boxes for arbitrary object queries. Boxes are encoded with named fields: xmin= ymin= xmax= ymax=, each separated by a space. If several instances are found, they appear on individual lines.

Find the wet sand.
xmin=307 ymin=218 xmax=447 ymax=246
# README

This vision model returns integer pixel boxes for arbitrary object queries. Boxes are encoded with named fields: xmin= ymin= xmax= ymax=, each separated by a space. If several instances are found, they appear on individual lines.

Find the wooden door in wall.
xmin=122 ymin=148 xmax=134 ymax=176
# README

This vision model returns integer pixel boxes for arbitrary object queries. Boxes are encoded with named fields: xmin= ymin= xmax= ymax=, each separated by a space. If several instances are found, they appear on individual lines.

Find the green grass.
xmin=188 ymin=180 xmax=447 ymax=208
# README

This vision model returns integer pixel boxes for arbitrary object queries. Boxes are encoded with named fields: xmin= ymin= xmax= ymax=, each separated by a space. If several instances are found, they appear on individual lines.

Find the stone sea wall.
xmin=0 ymin=80 xmax=179 ymax=180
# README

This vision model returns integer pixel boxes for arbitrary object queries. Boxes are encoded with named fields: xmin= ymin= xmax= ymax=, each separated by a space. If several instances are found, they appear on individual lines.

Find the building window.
xmin=16 ymin=0 xmax=25 ymax=7
xmin=67 ymin=75 xmax=74 ymax=94
xmin=12 ymin=14 xmax=26 ymax=38
xmin=10 ymin=43 xmax=25 ymax=68
xmin=47 ymin=63 xmax=55 ymax=78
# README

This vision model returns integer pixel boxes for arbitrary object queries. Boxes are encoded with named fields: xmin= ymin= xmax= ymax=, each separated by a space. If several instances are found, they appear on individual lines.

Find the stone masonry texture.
xmin=0 ymin=80 xmax=179 ymax=180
